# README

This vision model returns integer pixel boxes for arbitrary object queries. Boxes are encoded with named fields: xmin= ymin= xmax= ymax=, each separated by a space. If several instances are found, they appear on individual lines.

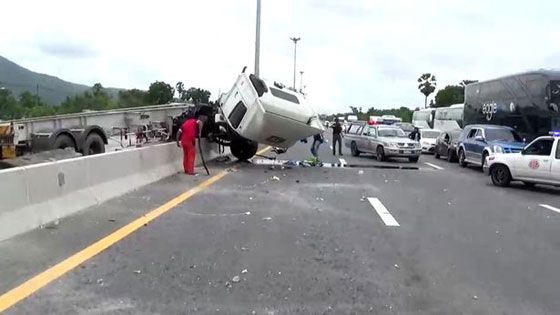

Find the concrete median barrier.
xmin=0 ymin=140 xmax=228 ymax=242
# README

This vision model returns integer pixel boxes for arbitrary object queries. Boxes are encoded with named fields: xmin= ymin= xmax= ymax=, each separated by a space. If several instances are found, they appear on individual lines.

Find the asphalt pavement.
xmin=2 ymin=133 xmax=560 ymax=314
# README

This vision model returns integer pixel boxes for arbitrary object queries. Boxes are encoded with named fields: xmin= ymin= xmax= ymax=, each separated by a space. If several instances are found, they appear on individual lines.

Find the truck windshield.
xmin=378 ymin=128 xmax=405 ymax=137
xmin=420 ymin=130 xmax=440 ymax=139
xmin=485 ymin=128 xmax=522 ymax=142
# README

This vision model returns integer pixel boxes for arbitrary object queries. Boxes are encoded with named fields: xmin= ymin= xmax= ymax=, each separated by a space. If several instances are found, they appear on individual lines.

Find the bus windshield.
xmin=378 ymin=128 xmax=406 ymax=137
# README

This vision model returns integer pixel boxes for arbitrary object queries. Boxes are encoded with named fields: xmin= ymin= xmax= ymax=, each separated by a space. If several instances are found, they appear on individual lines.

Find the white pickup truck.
xmin=485 ymin=134 xmax=560 ymax=187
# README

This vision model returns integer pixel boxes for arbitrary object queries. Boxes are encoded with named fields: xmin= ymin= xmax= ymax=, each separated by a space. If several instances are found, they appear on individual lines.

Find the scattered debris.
xmin=316 ymin=197 xmax=324 ymax=201
xmin=292 ymin=217 xmax=297 ymax=222
xmin=225 ymin=281 xmax=232 ymax=289
xmin=384 ymin=180 xmax=388 ymax=183
xmin=447 ymin=202 xmax=452 ymax=205
xmin=108 ymin=219 xmax=116 ymax=222
xmin=133 ymin=269 xmax=142 ymax=274
xmin=496 ymin=230 xmax=500 ymax=234
xmin=245 ymin=211 xmax=252 ymax=215
xmin=241 ymin=247 xmax=249 ymax=251
xmin=295 ymin=180 xmax=300 ymax=183
xmin=190 ymin=265 xmax=197 ymax=269
xmin=249 ymin=197 xmax=253 ymax=200
xmin=262 ymin=217 xmax=272 ymax=221
xmin=278 ymin=271 xmax=282 ymax=275
xmin=225 ymin=168 xmax=238 ymax=173
xmin=360 ymin=196 xmax=366 ymax=202
xmin=358 ymin=170 xmax=364 ymax=175
xmin=232 ymin=275 xmax=241 ymax=283
xmin=96 ymin=278 xmax=104 ymax=284
xmin=472 ymin=295 xmax=478 ymax=300
xmin=241 ymin=269 xmax=248 ymax=274
xmin=315 ymin=207 xmax=322 ymax=212
xmin=394 ymin=264 xmax=400 ymax=270
xmin=443 ymin=188 xmax=447 ymax=192
xmin=270 ymin=176 xmax=280 ymax=181
xmin=216 ymin=156 xmax=231 ymax=162
xmin=282 ymin=173 xmax=286 ymax=177
xmin=269 ymin=166 xmax=275 ymax=170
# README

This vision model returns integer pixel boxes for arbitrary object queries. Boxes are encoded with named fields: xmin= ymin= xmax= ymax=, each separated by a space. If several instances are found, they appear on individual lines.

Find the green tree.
xmin=418 ymin=73 xmax=437 ymax=108
xmin=118 ymin=89 xmax=149 ymax=108
xmin=0 ymin=88 xmax=24 ymax=119
xmin=434 ymin=85 xmax=464 ymax=107
xmin=175 ymin=82 xmax=187 ymax=101
xmin=19 ymin=91 xmax=41 ymax=108
xmin=147 ymin=81 xmax=175 ymax=104
xmin=185 ymin=87 xmax=211 ymax=104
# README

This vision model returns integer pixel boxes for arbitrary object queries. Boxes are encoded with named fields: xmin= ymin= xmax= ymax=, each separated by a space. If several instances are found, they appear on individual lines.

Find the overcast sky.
xmin=1 ymin=0 xmax=559 ymax=113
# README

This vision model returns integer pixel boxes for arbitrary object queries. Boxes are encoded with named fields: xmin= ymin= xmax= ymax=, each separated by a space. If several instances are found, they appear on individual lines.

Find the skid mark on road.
xmin=367 ymin=198 xmax=400 ymax=226
xmin=539 ymin=204 xmax=560 ymax=214
xmin=424 ymin=162 xmax=444 ymax=170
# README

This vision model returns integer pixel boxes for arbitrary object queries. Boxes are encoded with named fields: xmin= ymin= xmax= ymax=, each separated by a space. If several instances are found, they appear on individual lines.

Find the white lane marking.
xmin=339 ymin=158 xmax=347 ymax=167
xmin=367 ymin=198 xmax=400 ymax=226
xmin=539 ymin=204 xmax=560 ymax=214
xmin=424 ymin=162 xmax=444 ymax=170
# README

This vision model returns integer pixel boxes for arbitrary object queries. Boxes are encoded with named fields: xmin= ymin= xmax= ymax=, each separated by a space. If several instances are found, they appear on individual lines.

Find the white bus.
xmin=412 ymin=108 xmax=435 ymax=129
xmin=433 ymin=104 xmax=464 ymax=132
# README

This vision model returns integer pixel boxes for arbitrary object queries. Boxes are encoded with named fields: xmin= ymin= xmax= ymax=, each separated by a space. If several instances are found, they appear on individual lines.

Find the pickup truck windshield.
xmin=420 ymin=130 xmax=440 ymax=139
xmin=485 ymin=129 xmax=522 ymax=142
xmin=378 ymin=128 xmax=405 ymax=137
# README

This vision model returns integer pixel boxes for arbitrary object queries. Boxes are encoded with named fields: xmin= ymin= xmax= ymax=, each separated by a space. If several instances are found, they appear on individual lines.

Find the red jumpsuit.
xmin=180 ymin=119 xmax=198 ymax=174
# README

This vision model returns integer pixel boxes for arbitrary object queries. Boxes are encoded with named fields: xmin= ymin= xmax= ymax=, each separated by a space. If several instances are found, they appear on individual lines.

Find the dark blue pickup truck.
xmin=457 ymin=125 xmax=525 ymax=168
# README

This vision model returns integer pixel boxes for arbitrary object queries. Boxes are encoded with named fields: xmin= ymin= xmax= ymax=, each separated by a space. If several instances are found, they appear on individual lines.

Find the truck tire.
xmin=351 ymin=142 xmax=360 ymax=157
xmin=458 ymin=149 xmax=467 ymax=168
xmin=83 ymin=133 xmax=106 ymax=156
xmin=490 ymin=164 xmax=511 ymax=187
xmin=231 ymin=139 xmax=258 ymax=161
xmin=52 ymin=134 xmax=76 ymax=151
xmin=376 ymin=146 xmax=386 ymax=161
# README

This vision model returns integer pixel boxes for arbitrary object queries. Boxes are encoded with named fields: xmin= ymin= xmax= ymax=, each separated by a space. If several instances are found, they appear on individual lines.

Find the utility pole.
xmin=299 ymin=71 xmax=304 ymax=93
xmin=290 ymin=37 xmax=300 ymax=90
xmin=254 ymin=0 xmax=261 ymax=77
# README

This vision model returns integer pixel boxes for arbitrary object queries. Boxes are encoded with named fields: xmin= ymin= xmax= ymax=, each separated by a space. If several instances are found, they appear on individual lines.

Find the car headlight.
xmin=414 ymin=143 xmax=421 ymax=148
xmin=493 ymin=145 xmax=503 ymax=153
xmin=388 ymin=142 xmax=398 ymax=148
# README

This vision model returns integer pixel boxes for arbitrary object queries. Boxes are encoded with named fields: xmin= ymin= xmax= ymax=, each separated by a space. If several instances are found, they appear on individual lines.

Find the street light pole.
xmin=290 ymin=37 xmax=300 ymax=90
xmin=299 ymin=71 xmax=304 ymax=93
xmin=254 ymin=0 xmax=261 ymax=77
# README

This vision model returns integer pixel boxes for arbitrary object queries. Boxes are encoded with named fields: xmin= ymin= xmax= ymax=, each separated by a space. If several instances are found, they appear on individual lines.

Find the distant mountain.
xmin=0 ymin=56 xmax=123 ymax=105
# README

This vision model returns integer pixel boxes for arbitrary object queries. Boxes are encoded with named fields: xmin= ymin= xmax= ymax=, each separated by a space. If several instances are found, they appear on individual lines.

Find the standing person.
xmin=176 ymin=112 xmax=203 ymax=175
xmin=331 ymin=119 xmax=343 ymax=156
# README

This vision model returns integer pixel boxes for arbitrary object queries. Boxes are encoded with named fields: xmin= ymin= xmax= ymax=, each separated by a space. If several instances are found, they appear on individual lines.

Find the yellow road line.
xmin=0 ymin=146 xmax=271 ymax=312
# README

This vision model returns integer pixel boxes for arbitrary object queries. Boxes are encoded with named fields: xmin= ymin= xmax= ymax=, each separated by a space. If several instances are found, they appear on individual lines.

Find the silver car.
xmin=344 ymin=122 xmax=421 ymax=162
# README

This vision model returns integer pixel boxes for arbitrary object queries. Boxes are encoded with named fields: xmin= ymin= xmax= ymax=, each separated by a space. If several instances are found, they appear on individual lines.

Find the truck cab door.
xmin=470 ymin=129 xmax=485 ymax=162
xmin=359 ymin=126 xmax=370 ymax=152
xmin=366 ymin=127 xmax=378 ymax=153
xmin=464 ymin=128 xmax=478 ymax=160
xmin=516 ymin=138 xmax=554 ymax=180
xmin=549 ymin=139 xmax=560 ymax=184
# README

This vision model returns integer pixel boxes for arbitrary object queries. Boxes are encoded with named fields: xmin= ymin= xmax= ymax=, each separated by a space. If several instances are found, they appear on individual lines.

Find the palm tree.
xmin=418 ymin=73 xmax=437 ymax=108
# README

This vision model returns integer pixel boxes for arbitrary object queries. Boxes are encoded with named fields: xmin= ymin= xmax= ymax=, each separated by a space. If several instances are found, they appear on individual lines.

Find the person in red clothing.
xmin=176 ymin=113 xmax=202 ymax=175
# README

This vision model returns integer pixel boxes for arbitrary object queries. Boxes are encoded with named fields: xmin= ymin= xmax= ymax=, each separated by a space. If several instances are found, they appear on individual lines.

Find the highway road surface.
xmin=2 ymin=133 xmax=560 ymax=314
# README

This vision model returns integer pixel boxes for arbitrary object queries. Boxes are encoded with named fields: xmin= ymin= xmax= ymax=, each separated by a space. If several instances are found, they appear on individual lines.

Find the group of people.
xmin=305 ymin=119 xmax=344 ymax=163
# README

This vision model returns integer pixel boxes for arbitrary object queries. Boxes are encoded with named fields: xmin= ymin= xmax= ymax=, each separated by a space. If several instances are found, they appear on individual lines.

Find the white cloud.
xmin=1 ymin=0 xmax=559 ymax=113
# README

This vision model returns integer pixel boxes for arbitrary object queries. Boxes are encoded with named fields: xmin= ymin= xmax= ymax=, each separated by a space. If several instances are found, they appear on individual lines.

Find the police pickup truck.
xmin=485 ymin=133 xmax=560 ymax=187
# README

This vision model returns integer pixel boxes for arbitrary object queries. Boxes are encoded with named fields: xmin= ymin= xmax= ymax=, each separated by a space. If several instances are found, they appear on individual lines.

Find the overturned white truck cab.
xmin=217 ymin=71 xmax=325 ymax=160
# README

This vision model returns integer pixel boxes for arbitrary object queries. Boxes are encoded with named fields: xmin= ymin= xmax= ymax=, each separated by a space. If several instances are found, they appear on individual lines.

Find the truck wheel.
xmin=376 ymin=146 xmax=385 ymax=161
xmin=491 ymin=164 xmax=511 ymax=187
xmin=481 ymin=151 xmax=488 ymax=171
xmin=52 ymin=134 xmax=76 ymax=151
xmin=83 ymin=133 xmax=106 ymax=156
xmin=231 ymin=139 xmax=258 ymax=161
xmin=351 ymin=142 xmax=360 ymax=157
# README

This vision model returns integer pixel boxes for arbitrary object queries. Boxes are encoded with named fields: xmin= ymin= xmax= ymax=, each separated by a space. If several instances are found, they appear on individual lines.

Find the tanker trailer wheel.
xmin=52 ymin=134 xmax=76 ymax=151
xmin=230 ymin=139 xmax=258 ymax=161
xmin=83 ymin=133 xmax=106 ymax=155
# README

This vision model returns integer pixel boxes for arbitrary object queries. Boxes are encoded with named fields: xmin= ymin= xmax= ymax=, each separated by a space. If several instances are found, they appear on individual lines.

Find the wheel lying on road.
xmin=458 ymin=149 xmax=467 ymax=168
xmin=83 ymin=133 xmax=106 ymax=156
xmin=490 ymin=164 xmax=511 ymax=187
xmin=376 ymin=146 xmax=386 ymax=161
xmin=230 ymin=139 xmax=258 ymax=161
xmin=409 ymin=156 xmax=419 ymax=163
xmin=351 ymin=141 xmax=360 ymax=157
